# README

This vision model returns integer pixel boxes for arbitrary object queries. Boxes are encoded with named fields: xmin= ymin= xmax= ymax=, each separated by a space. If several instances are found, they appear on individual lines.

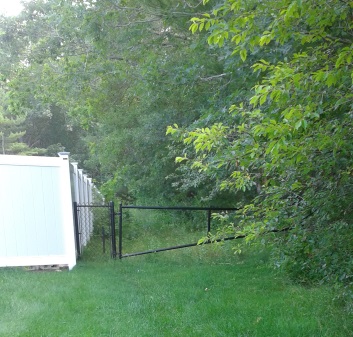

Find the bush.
xmin=281 ymin=222 xmax=353 ymax=285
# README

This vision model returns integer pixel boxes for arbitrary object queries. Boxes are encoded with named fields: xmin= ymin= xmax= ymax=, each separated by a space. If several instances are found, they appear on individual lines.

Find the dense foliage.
xmin=0 ymin=0 xmax=234 ymax=203
xmin=0 ymin=0 xmax=352 ymax=299
xmin=168 ymin=0 xmax=353 ymax=297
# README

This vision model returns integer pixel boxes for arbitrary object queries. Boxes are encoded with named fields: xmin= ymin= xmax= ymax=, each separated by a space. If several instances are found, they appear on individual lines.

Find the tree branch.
xmin=199 ymin=73 xmax=231 ymax=81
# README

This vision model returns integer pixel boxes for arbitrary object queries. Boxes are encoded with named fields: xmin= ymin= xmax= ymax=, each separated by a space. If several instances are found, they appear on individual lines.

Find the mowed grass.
xmin=0 ymin=242 xmax=352 ymax=337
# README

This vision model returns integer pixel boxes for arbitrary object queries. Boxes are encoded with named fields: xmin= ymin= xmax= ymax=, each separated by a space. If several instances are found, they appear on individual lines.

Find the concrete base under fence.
xmin=0 ymin=255 xmax=75 ymax=270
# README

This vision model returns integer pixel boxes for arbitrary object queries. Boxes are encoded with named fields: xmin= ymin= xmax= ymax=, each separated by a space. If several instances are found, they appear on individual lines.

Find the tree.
xmin=3 ymin=0 xmax=237 ymax=204
xmin=0 ymin=111 xmax=45 ymax=155
xmin=0 ymin=3 xmax=88 ymax=158
xmin=0 ymin=81 xmax=45 ymax=155
xmin=168 ymin=0 xmax=353 ymax=288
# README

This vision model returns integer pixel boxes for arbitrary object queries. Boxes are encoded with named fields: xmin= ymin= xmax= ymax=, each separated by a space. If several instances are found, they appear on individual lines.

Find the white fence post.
xmin=70 ymin=162 xmax=80 ymax=203
xmin=87 ymin=178 xmax=93 ymax=235
xmin=58 ymin=152 xmax=76 ymax=269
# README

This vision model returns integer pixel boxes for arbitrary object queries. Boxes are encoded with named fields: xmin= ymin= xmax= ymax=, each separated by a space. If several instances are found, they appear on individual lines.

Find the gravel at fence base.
xmin=25 ymin=264 xmax=69 ymax=272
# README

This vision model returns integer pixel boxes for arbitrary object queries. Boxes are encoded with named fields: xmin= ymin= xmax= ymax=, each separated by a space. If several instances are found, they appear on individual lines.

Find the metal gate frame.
xmin=73 ymin=201 xmax=117 ymax=259
xmin=117 ymin=204 xmax=240 ymax=259
xmin=73 ymin=202 xmax=291 ymax=261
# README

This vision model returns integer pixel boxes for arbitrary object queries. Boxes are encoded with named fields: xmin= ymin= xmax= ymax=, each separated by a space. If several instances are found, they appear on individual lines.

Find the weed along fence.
xmin=0 ymin=153 xmax=102 ymax=269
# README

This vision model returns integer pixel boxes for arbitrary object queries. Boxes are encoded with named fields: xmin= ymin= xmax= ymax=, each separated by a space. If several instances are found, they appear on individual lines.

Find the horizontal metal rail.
xmin=120 ymin=235 xmax=243 ymax=258
xmin=76 ymin=204 xmax=110 ymax=208
xmin=121 ymin=205 xmax=240 ymax=211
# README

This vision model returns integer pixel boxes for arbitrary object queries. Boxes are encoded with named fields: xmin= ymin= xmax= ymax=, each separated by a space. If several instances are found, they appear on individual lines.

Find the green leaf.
xmin=190 ymin=23 xmax=199 ymax=34
xmin=326 ymin=72 xmax=337 ymax=87
xmin=259 ymin=93 xmax=268 ymax=105
xmin=175 ymin=156 xmax=188 ymax=163
xmin=240 ymin=49 xmax=247 ymax=61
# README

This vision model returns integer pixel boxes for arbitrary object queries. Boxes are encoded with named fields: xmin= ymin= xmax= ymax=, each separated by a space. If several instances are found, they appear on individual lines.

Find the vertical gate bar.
xmin=102 ymin=226 xmax=106 ymax=254
xmin=110 ymin=201 xmax=117 ymax=258
xmin=207 ymin=208 xmax=212 ymax=234
xmin=118 ymin=202 xmax=123 ymax=259
xmin=73 ymin=202 xmax=81 ymax=258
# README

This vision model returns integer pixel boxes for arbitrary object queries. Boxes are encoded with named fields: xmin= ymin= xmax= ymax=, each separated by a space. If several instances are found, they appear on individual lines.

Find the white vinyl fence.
xmin=70 ymin=162 xmax=104 ymax=253
xmin=0 ymin=153 xmax=102 ymax=269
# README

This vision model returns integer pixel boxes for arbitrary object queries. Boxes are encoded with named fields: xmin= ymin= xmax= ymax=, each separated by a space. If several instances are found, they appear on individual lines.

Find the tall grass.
xmin=120 ymin=207 xmax=218 ymax=255
xmin=0 ymin=242 xmax=352 ymax=337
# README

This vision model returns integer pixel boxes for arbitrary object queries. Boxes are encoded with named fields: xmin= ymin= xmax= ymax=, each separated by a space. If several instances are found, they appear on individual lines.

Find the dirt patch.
xmin=25 ymin=265 xmax=68 ymax=272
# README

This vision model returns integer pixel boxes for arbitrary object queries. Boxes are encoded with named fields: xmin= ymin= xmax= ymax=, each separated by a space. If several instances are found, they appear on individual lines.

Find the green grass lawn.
xmin=0 ymin=243 xmax=352 ymax=337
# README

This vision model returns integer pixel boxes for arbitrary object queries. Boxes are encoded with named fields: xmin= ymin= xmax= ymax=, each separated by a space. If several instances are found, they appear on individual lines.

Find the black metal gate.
xmin=73 ymin=202 xmax=242 ymax=261
xmin=117 ymin=204 xmax=240 ymax=259
xmin=73 ymin=202 xmax=116 ymax=260
xmin=73 ymin=202 xmax=289 ymax=261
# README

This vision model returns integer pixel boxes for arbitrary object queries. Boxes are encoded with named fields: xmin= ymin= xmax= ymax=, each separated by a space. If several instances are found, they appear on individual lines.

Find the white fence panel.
xmin=0 ymin=154 xmax=76 ymax=269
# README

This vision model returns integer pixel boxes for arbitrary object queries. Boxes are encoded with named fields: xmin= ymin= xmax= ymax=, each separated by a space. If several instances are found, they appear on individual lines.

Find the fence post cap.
xmin=58 ymin=152 xmax=70 ymax=159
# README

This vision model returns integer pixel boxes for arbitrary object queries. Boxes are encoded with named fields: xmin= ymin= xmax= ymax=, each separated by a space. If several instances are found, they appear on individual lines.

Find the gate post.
xmin=207 ymin=208 xmax=212 ymax=234
xmin=73 ymin=202 xmax=81 ymax=258
xmin=118 ymin=202 xmax=123 ymax=259
xmin=110 ymin=201 xmax=117 ymax=258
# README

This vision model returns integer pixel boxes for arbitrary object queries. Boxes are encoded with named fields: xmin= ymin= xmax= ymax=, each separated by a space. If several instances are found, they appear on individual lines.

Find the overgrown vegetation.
xmin=0 ymin=0 xmax=352 ymax=307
